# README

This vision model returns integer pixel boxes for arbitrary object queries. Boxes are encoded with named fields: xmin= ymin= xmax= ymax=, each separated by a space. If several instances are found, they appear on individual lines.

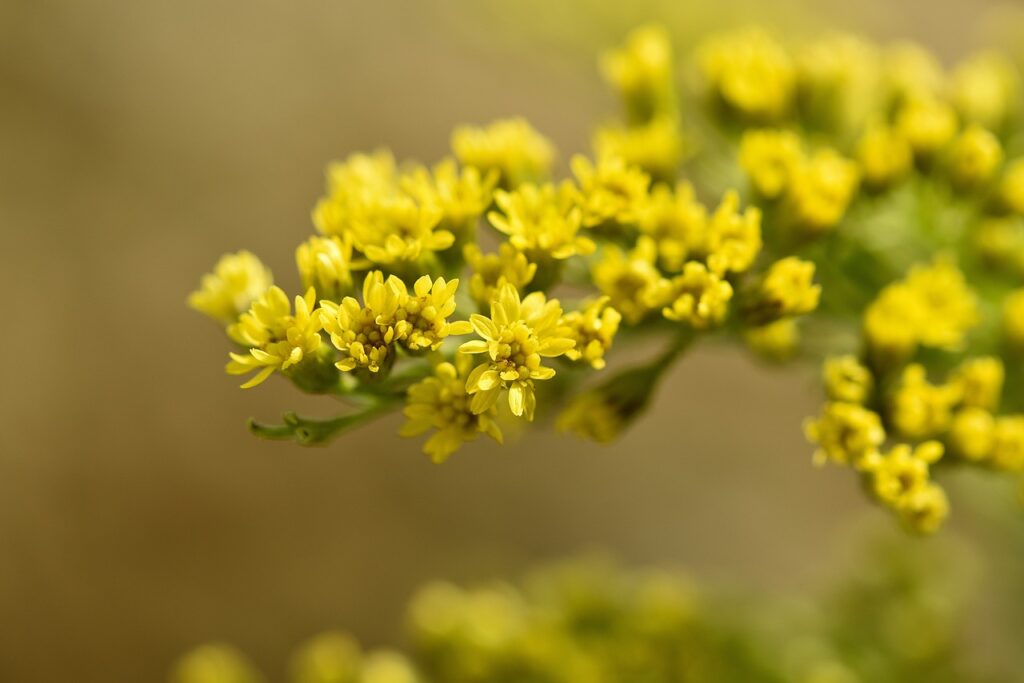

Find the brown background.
xmin=2 ymin=1 xmax=1022 ymax=681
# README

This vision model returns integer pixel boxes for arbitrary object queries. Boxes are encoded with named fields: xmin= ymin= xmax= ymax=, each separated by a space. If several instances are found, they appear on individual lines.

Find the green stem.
xmin=249 ymin=397 xmax=400 ymax=446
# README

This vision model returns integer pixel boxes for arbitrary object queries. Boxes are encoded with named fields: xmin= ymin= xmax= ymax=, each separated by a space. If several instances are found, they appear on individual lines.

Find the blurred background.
xmin=3 ymin=1 xmax=1024 ymax=681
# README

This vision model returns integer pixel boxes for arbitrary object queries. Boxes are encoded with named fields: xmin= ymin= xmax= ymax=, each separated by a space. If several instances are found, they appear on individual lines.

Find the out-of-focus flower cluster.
xmin=173 ymin=538 xmax=1004 ymax=683
xmin=192 ymin=23 xmax=1024 ymax=532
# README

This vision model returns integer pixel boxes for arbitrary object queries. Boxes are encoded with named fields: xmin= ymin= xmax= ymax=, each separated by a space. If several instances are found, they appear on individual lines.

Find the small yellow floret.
xmin=636 ymin=182 xmax=707 ymax=272
xmin=452 ymin=118 xmax=555 ymax=188
xmin=856 ymin=123 xmax=913 ymax=189
xmin=561 ymin=297 xmax=622 ymax=370
xmin=951 ymin=51 xmax=1018 ymax=129
xmin=698 ymin=27 xmax=795 ymax=120
xmin=296 ymin=234 xmax=361 ymax=302
xmin=459 ymin=283 xmax=575 ymax=421
xmin=948 ymin=125 xmax=1003 ymax=188
xmin=786 ymin=149 xmax=860 ymax=232
xmin=189 ymin=251 xmax=273 ymax=325
xmin=662 ymin=261 xmax=733 ymax=329
xmin=400 ymin=357 xmax=503 ymax=463
xmin=593 ymin=116 xmax=684 ymax=181
xmin=227 ymin=287 xmax=323 ymax=388
xmin=488 ymin=182 xmax=594 ymax=260
xmin=756 ymin=256 xmax=821 ymax=320
xmin=896 ymin=97 xmax=958 ymax=157
xmin=601 ymin=24 xmax=676 ymax=122
xmin=463 ymin=243 xmax=537 ymax=309
xmin=889 ymin=364 xmax=960 ymax=439
xmin=592 ymin=237 xmax=670 ymax=325
xmin=823 ymin=356 xmax=873 ymax=404
xmin=401 ymin=158 xmax=498 ymax=239
xmin=805 ymin=401 xmax=886 ymax=467
xmin=949 ymin=407 xmax=996 ymax=461
xmin=570 ymin=154 xmax=652 ymax=228
xmin=739 ymin=128 xmax=802 ymax=199
xmin=704 ymin=190 xmax=762 ymax=275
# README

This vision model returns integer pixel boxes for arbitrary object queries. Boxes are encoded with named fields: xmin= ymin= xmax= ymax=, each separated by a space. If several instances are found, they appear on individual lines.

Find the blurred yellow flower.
xmin=787 ymin=148 xmax=860 ymax=232
xmin=592 ymin=237 xmax=669 ymax=324
xmin=570 ymin=153 xmax=652 ymax=228
xmin=296 ymin=234 xmax=362 ymax=302
xmin=463 ymin=243 xmax=537 ymax=309
xmin=189 ymin=251 xmax=273 ymax=325
xmin=662 ymin=261 xmax=733 ymax=329
xmin=705 ymin=190 xmax=762 ymax=275
xmin=452 ymin=118 xmax=555 ymax=188
xmin=561 ymin=297 xmax=622 ymax=370
xmin=856 ymin=123 xmax=913 ymax=189
xmin=488 ymin=182 xmax=593 ymax=260
xmin=593 ymin=116 xmax=684 ymax=181
xmin=636 ymin=181 xmax=706 ymax=272
xmin=698 ymin=27 xmax=795 ymax=120
xmin=805 ymin=402 xmax=885 ymax=467
xmin=739 ymin=128 xmax=802 ymax=199
xmin=823 ymin=356 xmax=873 ymax=405
xmin=947 ymin=125 xmax=1003 ymax=188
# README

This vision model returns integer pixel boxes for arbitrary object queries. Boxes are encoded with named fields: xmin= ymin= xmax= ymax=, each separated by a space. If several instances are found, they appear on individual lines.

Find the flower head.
xmin=451 ymin=118 xmax=555 ymax=188
xmin=600 ymin=24 xmax=676 ymax=122
xmin=561 ymin=297 xmax=622 ymax=370
xmin=396 ymin=275 xmax=472 ymax=351
xmin=227 ymin=287 xmax=324 ymax=388
xmin=400 ymin=357 xmax=503 ymax=463
xmin=856 ymin=123 xmax=913 ymax=189
xmin=867 ymin=441 xmax=944 ymax=506
xmin=948 ymin=125 xmax=1003 ymax=188
xmin=751 ymin=256 xmax=821 ymax=322
xmin=704 ymin=190 xmax=762 ymax=275
xmin=805 ymin=402 xmax=886 ymax=467
xmin=951 ymin=357 xmax=1004 ymax=411
xmin=662 ymin=262 xmax=733 ymax=329
xmin=636 ymin=182 xmax=707 ymax=272
xmin=488 ymin=182 xmax=593 ymax=261
xmin=592 ymin=237 xmax=670 ymax=325
xmin=400 ymin=158 xmax=498 ymax=239
xmin=786 ymin=149 xmax=860 ymax=232
xmin=698 ymin=27 xmax=795 ymax=120
xmin=889 ymin=364 xmax=961 ymax=440
xmin=349 ymin=194 xmax=453 ymax=268
xmin=896 ymin=97 xmax=959 ymax=157
xmin=593 ymin=116 xmax=684 ymax=182
xmin=739 ymin=128 xmax=802 ymax=199
xmin=570 ymin=154 xmax=652 ymax=228
xmin=189 ymin=251 xmax=273 ymax=325
xmin=463 ymin=243 xmax=537 ymax=309
xmin=949 ymin=407 xmax=996 ymax=461
xmin=296 ymin=234 xmax=363 ymax=302
xmin=320 ymin=272 xmax=408 ymax=373
xmin=823 ymin=356 xmax=873 ymax=404
xmin=459 ymin=284 xmax=575 ymax=420
xmin=951 ymin=51 xmax=1018 ymax=129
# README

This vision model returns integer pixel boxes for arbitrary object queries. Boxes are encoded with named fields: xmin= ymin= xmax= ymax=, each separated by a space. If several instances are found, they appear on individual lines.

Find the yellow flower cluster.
xmin=739 ymin=129 xmax=860 ymax=232
xmin=863 ymin=259 xmax=978 ymax=360
xmin=188 ymin=251 xmax=273 ymax=325
xmin=698 ymin=27 xmax=795 ymax=120
xmin=320 ymin=272 xmax=470 ymax=373
xmin=451 ymin=118 xmax=554 ymax=189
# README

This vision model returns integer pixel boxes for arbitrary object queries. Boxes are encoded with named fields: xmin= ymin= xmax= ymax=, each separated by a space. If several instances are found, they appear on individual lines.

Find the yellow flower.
xmin=463 ymin=243 xmax=537 ymax=309
xmin=172 ymin=644 xmax=264 ymax=683
xmin=948 ymin=125 xmax=1003 ymax=188
xmin=951 ymin=357 xmax=1004 ymax=411
xmin=864 ymin=260 xmax=978 ymax=358
xmin=349 ymin=194 xmax=453 ymax=268
xmin=227 ymin=287 xmax=324 ymax=388
xmin=704 ymin=190 xmax=762 ymax=275
xmin=992 ymin=416 xmax=1024 ymax=471
xmin=896 ymin=97 xmax=958 ymax=157
xmin=856 ymin=123 xmax=913 ymax=189
xmin=868 ymin=441 xmax=943 ymax=506
xmin=753 ymin=256 xmax=821 ymax=321
xmin=795 ymin=34 xmax=881 ymax=132
xmin=593 ymin=116 xmax=684 ymax=182
xmin=823 ymin=355 xmax=873 ymax=404
xmin=189 ymin=251 xmax=273 ymax=325
xmin=600 ymin=24 xmax=676 ymax=122
xmin=698 ymin=27 xmax=795 ymax=120
xmin=359 ymin=651 xmax=420 ymax=683
xmin=739 ymin=128 xmax=802 ymax=199
xmin=296 ymin=234 xmax=363 ymax=302
xmin=556 ymin=391 xmax=627 ymax=443
xmin=488 ymin=182 xmax=594 ymax=260
xmin=973 ymin=217 xmax=1024 ymax=275
xmin=459 ymin=283 xmax=575 ymax=421
xmin=561 ymin=297 xmax=622 ymax=370
xmin=396 ymin=275 xmax=472 ymax=352
xmin=805 ymin=402 xmax=885 ymax=467
xmin=894 ymin=481 xmax=949 ymax=534
xmin=320 ymin=272 xmax=407 ymax=373
xmin=662 ymin=261 xmax=733 ymax=329
xmin=1003 ymin=288 xmax=1024 ymax=347
xmin=570 ymin=154 xmax=652 ymax=228
xmin=889 ymin=364 xmax=961 ymax=440
xmin=451 ymin=118 xmax=555 ymax=188
xmin=901 ymin=259 xmax=978 ymax=349
xmin=290 ymin=632 xmax=362 ymax=683
xmin=999 ymin=159 xmax=1024 ymax=214
xmin=949 ymin=407 xmax=996 ymax=461
xmin=592 ymin=237 xmax=670 ymax=325
xmin=636 ymin=182 xmax=707 ymax=272
xmin=744 ymin=319 xmax=799 ymax=361
xmin=312 ymin=150 xmax=397 ymax=236
xmin=950 ymin=51 xmax=1018 ymax=129
xmin=400 ymin=357 xmax=503 ymax=463
xmin=883 ymin=43 xmax=945 ymax=103
xmin=786 ymin=149 xmax=860 ymax=232
xmin=400 ymin=157 xmax=498 ymax=239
